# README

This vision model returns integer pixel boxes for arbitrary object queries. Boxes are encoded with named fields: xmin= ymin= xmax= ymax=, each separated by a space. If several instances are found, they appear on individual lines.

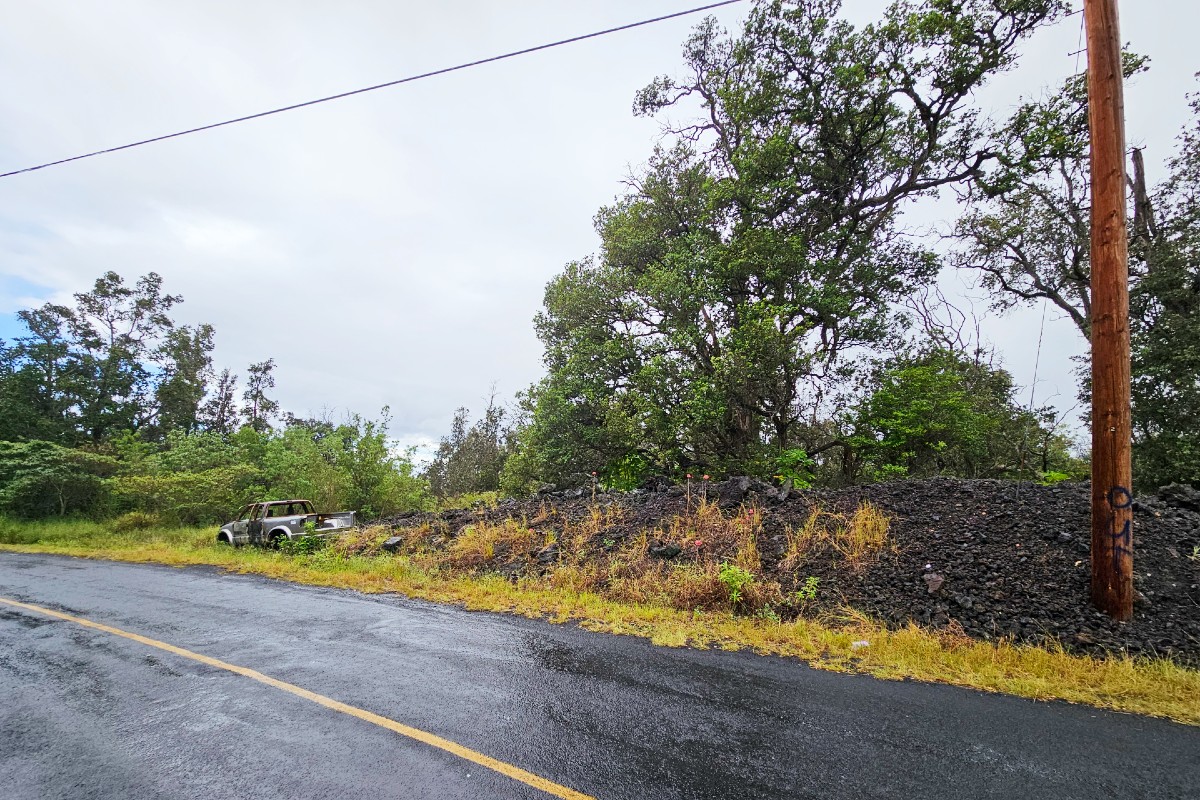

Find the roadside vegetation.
xmin=4 ymin=507 xmax=1198 ymax=728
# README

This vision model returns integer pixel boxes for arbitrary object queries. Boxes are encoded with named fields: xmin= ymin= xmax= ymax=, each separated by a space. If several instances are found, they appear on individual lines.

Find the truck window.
xmin=239 ymin=505 xmax=255 ymax=522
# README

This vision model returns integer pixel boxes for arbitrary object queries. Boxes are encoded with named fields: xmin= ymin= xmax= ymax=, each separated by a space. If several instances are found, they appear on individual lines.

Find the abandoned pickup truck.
xmin=217 ymin=500 xmax=356 ymax=547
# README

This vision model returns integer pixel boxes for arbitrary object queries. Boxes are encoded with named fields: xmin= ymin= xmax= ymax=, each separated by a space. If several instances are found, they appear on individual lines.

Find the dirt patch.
xmin=379 ymin=478 xmax=1200 ymax=665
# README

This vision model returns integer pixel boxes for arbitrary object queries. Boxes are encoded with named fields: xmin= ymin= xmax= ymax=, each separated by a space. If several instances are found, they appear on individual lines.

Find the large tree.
xmin=0 ymin=271 xmax=216 ymax=443
xmin=1130 ymin=85 xmax=1200 ymax=487
xmin=954 ymin=65 xmax=1200 ymax=488
xmin=518 ymin=0 xmax=1064 ymax=486
xmin=951 ymin=54 xmax=1149 ymax=337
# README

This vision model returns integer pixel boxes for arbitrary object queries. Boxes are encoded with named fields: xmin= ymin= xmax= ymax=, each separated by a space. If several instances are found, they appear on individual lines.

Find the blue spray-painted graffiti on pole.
xmin=1105 ymin=485 xmax=1133 ymax=573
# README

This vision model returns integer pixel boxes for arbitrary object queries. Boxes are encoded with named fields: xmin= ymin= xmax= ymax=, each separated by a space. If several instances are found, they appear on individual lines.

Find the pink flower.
xmin=702 ymin=474 xmax=710 ymax=480
xmin=695 ymin=540 xmax=704 ymax=547
xmin=686 ymin=473 xmax=692 ymax=479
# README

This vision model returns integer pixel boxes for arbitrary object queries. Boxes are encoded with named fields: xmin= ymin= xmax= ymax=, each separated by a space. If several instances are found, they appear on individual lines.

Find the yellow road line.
xmin=0 ymin=595 xmax=594 ymax=800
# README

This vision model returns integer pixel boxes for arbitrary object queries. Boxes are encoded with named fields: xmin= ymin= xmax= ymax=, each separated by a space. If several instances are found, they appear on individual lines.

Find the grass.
xmin=782 ymin=501 xmax=893 ymax=572
xmin=2 ymin=513 xmax=1199 ymax=726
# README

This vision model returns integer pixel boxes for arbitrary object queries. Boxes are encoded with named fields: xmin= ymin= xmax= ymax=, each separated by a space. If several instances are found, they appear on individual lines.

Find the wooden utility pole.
xmin=1085 ymin=0 xmax=1133 ymax=620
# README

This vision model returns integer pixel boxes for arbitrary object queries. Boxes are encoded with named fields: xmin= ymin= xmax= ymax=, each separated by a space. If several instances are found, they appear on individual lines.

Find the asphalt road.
xmin=0 ymin=552 xmax=1196 ymax=800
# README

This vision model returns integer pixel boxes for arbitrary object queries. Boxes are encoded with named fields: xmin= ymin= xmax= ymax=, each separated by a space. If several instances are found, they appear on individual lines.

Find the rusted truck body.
xmin=217 ymin=499 xmax=356 ymax=547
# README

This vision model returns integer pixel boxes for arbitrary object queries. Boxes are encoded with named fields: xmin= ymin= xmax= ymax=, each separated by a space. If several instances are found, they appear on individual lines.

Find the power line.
xmin=1 ymin=0 xmax=746 ymax=180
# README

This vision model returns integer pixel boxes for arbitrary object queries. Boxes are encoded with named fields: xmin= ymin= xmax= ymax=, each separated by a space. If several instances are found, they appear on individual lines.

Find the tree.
xmin=0 ymin=271 xmax=217 ymax=444
xmin=242 ymin=359 xmax=279 ymax=433
xmin=954 ymin=65 xmax=1200 ymax=488
xmin=951 ymin=54 xmax=1149 ymax=337
xmin=0 ymin=440 xmax=117 ymax=517
xmin=847 ymin=347 xmax=1081 ymax=482
xmin=199 ymin=369 xmax=240 ymax=434
xmin=1130 ymin=84 xmax=1200 ymax=487
xmin=147 ymin=324 xmax=216 ymax=438
xmin=519 ymin=0 xmax=1064 ymax=487
xmin=425 ymin=394 xmax=515 ymax=498
xmin=59 ymin=271 xmax=183 ymax=441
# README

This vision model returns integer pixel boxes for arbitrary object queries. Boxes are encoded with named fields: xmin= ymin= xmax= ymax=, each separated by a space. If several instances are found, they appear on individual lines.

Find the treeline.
xmin=0 ymin=272 xmax=428 ymax=521
xmin=433 ymin=1 xmax=1198 ymax=497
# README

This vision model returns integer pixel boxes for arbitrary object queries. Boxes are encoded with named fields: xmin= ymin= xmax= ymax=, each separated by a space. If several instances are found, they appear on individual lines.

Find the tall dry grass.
xmin=782 ymin=501 xmax=892 ymax=572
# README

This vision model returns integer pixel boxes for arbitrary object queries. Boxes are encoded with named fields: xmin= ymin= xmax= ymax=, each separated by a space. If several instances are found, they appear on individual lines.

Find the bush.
xmin=106 ymin=463 xmax=260 ymax=525
xmin=111 ymin=511 xmax=162 ymax=532
xmin=0 ymin=441 xmax=117 ymax=518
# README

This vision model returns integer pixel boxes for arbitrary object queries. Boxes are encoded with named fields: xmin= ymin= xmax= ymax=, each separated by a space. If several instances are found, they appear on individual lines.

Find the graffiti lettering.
xmin=1106 ymin=485 xmax=1133 ymax=509
xmin=1109 ymin=518 xmax=1132 ymax=572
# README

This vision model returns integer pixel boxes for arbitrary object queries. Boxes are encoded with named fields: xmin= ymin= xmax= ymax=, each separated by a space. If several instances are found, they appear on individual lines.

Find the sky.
xmin=0 ymin=1 xmax=1196 ymax=460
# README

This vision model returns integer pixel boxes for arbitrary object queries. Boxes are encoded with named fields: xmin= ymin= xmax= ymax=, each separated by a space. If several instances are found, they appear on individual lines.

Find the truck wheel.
xmin=217 ymin=532 xmax=232 ymax=546
xmin=269 ymin=532 xmax=288 ymax=549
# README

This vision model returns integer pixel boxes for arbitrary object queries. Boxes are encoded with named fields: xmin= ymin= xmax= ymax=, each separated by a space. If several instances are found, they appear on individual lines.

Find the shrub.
xmin=718 ymin=562 xmax=754 ymax=605
xmin=111 ymin=511 xmax=162 ymax=532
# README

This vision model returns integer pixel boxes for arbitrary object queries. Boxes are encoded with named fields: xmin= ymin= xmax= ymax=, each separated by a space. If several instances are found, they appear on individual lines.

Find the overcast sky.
xmin=1 ymin=1 xmax=1196 ymax=459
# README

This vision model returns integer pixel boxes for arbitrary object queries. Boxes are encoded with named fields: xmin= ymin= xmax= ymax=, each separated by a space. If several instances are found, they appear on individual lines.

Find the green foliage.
xmin=514 ymin=0 xmax=1062 ymax=488
xmin=952 ymin=57 xmax=1200 ymax=489
xmin=953 ymin=53 xmax=1149 ymax=339
xmin=111 ymin=511 xmax=162 ymax=532
xmin=0 ymin=271 xmax=215 ymax=444
xmin=0 ymin=440 xmax=118 ymax=518
xmin=774 ymin=449 xmax=814 ymax=489
xmin=0 ymin=515 xmax=205 ymax=548
xmin=717 ymin=561 xmax=754 ymax=606
xmin=277 ymin=535 xmax=327 ymax=557
xmin=5 ymin=411 xmax=435 ymax=524
xmin=1130 ymin=85 xmax=1200 ymax=490
xmin=425 ymin=397 xmax=514 ymax=498
xmin=242 ymin=359 xmax=279 ymax=433
xmin=604 ymin=452 xmax=651 ymax=492
xmin=107 ymin=464 xmax=261 ymax=525
xmin=793 ymin=576 xmax=820 ymax=604
xmin=848 ymin=348 xmax=1081 ymax=482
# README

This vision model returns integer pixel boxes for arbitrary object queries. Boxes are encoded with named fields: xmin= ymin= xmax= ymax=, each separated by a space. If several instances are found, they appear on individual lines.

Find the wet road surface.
xmin=1 ymin=551 xmax=1197 ymax=800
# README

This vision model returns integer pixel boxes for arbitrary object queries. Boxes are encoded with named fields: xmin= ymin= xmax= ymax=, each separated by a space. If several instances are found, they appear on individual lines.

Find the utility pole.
xmin=1085 ymin=0 xmax=1133 ymax=620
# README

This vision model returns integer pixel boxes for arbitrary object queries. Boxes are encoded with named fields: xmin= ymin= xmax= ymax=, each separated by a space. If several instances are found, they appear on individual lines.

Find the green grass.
xmin=2 ymin=516 xmax=1199 ymax=727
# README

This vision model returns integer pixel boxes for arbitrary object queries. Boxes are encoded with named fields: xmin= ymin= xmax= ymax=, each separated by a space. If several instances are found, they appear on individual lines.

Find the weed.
xmin=445 ymin=520 xmax=539 ymax=572
xmin=757 ymin=605 xmax=781 ymax=623
xmin=774 ymin=448 xmax=815 ymax=489
xmin=718 ymin=562 xmax=754 ymax=606
xmin=789 ymin=575 xmax=821 ymax=617
xmin=278 ymin=535 xmax=326 ymax=557
xmin=795 ymin=575 xmax=820 ymax=602
xmin=330 ymin=525 xmax=391 ymax=557
xmin=839 ymin=502 xmax=891 ymax=569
